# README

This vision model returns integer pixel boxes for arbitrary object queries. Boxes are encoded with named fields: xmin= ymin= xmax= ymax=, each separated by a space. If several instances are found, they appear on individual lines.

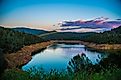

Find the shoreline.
xmin=53 ymin=40 xmax=121 ymax=50
xmin=5 ymin=41 xmax=54 ymax=68
xmin=5 ymin=40 xmax=121 ymax=68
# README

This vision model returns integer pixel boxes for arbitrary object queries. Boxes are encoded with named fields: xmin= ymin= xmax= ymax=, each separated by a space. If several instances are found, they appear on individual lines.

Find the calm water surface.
xmin=22 ymin=44 xmax=107 ymax=71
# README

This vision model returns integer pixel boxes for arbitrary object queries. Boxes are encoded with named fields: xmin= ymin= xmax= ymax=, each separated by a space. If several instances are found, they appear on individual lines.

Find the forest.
xmin=40 ymin=26 xmax=121 ymax=44
xmin=0 ymin=26 xmax=45 ymax=53
xmin=82 ymin=26 xmax=121 ymax=44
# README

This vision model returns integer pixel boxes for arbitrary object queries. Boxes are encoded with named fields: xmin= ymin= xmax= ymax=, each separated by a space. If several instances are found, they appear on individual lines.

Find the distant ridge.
xmin=110 ymin=26 xmax=121 ymax=34
xmin=13 ymin=27 xmax=49 ymax=35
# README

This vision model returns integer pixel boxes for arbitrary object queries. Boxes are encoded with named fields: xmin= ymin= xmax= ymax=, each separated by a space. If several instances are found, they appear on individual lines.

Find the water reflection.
xmin=22 ymin=44 xmax=106 ymax=71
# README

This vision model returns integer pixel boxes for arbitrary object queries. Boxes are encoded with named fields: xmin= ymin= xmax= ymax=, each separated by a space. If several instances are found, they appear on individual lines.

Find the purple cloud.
xmin=59 ymin=17 xmax=121 ymax=32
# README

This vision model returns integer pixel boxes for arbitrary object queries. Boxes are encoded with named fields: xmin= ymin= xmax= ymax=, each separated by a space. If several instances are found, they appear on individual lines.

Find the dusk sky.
xmin=0 ymin=0 xmax=121 ymax=30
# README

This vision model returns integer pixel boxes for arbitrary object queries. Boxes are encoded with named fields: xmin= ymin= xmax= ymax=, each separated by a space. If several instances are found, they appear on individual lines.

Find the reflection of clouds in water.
xmin=37 ymin=48 xmax=65 ymax=60
xmin=55 ymin=44 xmax=85 ymax=48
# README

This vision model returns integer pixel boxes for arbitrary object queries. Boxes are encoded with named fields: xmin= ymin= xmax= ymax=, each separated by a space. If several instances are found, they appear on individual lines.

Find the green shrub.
xmin=1 ymin=54 xmax=121 ymax=80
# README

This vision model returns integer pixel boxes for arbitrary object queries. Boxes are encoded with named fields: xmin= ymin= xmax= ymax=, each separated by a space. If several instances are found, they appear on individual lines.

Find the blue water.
xmin=22 ymin=44 xmax=106 ymax=71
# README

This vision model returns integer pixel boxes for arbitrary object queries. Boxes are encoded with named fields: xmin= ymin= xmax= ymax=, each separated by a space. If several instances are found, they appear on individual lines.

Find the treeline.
xmin=41 ymin=32 xmax=95 ymax=40
xmin=82 ymin=26 xmax=121 ymax=44
xmin=0 ymin=26 xmax=45 ymax=53
xmin=42 ymin=26 xmax=121 ymax=44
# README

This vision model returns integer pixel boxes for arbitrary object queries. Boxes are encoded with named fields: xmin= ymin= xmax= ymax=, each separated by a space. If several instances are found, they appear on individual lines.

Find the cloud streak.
xmin=59 ymin=17 xmax=121 ymax=32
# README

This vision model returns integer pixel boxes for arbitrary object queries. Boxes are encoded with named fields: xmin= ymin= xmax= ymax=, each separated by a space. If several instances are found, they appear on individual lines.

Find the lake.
xmin=22 ymin=43 xmax=107 ymax=71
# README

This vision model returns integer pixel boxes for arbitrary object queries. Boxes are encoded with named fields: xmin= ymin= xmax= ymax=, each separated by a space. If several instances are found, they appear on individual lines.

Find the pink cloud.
xmin=59 ymin=17 xmax=121 ymax=32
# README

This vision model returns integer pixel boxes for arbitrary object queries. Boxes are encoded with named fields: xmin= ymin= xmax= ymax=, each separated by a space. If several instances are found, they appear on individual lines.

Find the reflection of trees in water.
xmin=85 ymin=47 xmax=105 ymax=53
xmin=31 ymin=47 xmax=47 ymax=56
xmin=84 ymin=47 xmax=108 ymax=59
xmin=67 ymin=53 xmax=121 ymax=73
xmin=84 ymin=47 xmax=121 ymax=68
xmin=49 ymin=44 xmax=58 ymax=50
xmin=50 ymin=43 xmax=82 ymax=50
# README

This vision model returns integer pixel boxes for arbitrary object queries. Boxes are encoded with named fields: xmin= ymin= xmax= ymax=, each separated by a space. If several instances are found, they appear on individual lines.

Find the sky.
xmin=0 ymin=0 xmax=121 ymax=31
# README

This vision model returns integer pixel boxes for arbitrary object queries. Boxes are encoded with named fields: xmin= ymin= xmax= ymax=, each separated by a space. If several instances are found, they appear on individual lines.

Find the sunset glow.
xmin=0 ymin=0 xmax=121 ymax=31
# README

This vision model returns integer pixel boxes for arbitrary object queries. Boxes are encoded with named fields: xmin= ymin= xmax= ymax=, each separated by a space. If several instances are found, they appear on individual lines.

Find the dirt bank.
xmin=5 ymin=41 xmax=54 ymax=68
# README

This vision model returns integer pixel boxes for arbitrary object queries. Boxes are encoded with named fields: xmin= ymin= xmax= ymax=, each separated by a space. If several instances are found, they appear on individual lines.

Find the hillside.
xmin=0 ymin=26 xmax=45 ymax=53
xmin=82 ymin=26 xmax=121 ymax=44
xmin=105 ymin=26 xmax=121 ymax=34
xmin=0 ymin=26 xmax=121 ymax=52
xmin=13 ymin=27 xmax=49 ymax=35
xmin=40 ymin=32 xmax=95 ymax=40
xmin=39 ymin=26 xmax=121 ymax=44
